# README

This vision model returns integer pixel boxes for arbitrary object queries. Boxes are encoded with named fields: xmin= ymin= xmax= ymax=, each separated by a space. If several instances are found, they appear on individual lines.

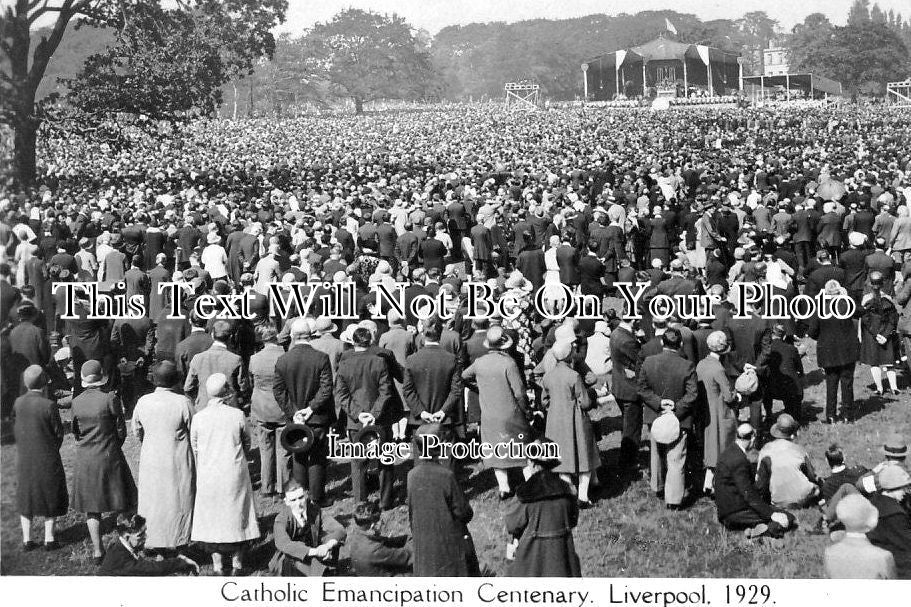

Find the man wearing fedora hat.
xmin=274 ymin=318 xmax=336 ymax=506
xmin=866 ymin=466 xmax=911 ymax=578
xmin=825 ymin=493 xmax=896 ymax=579
xmin=183 ymin=319 xmax=248 ymax=410
xmin=756 ymin=413 xmax=820 ymax=509
xmin=857 ymin=433 xmax=908 ymax=494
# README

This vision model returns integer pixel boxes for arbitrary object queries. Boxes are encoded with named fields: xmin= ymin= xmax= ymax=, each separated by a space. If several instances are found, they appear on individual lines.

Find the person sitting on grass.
xmin=865 ymin=466 xmax=911 ymax=579
xmin=755 ymin=413 xmax=821 ymax=509
xmin=714 ymin=423 xmax=796 ymax=539
xmin=348 ymin=501 xmax=413 ymax=577
xmin=817 ymin=444 xmax=869 ymax=529
xmin=98 ymin=514 xmax=199 ymax=576
xmin=269 ymin=478 xmax=346 ymax=577
xmin=824 ymin=493 xmax=896 ymax=579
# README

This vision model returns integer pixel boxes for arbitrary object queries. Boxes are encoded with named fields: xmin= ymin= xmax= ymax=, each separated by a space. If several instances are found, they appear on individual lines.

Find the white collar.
xmin=831 ymin=465 xmax=846 ymax=473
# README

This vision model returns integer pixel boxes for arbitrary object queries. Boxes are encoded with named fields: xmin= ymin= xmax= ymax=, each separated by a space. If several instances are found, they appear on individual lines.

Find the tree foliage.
xmin=298 ymin=9 xmax=437 ymax=113
xmin=0 ymin=0 xmax=286 ymax=184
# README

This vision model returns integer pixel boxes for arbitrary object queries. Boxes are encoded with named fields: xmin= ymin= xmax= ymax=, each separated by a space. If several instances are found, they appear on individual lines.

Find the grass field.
xmin=2 ymin=344 xmax=909 ymax=578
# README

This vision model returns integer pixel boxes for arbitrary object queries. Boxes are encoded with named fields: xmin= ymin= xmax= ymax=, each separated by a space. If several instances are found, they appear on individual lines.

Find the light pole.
xmin=581 ymin=63 xmax=589 ymax=101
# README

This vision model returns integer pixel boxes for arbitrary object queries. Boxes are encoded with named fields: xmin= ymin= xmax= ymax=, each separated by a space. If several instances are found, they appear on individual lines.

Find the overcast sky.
xmin=278 ymin=0 xmax=910 ymax=33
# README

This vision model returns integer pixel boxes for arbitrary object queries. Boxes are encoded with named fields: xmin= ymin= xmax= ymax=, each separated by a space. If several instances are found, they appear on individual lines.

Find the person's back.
xmin=757 ymin=438 xmax=817 ymax=508
xmin=826 ymin=535 xmax=896 ymax=579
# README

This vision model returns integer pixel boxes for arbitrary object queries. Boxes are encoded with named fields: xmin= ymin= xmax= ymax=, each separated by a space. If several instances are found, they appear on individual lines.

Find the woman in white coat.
xmin=132 ymin=361 xmax=195 ymax=553
xmin=191 ymin=373 xmax=260 ymax=574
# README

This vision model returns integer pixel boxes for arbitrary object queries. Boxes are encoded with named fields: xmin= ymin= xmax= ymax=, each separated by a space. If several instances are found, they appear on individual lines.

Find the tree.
xmin=299 ymin=9 xmax=437 ymax=114
xmin=871 ymin=4 xmax=887 ymax=24
xmin=787 ymin=13 xmax=837 ymax=78
xmin=0 ymin=0 xmax=287 ymax=185
xmin=847 ymin=0 xmax=871 ymax=26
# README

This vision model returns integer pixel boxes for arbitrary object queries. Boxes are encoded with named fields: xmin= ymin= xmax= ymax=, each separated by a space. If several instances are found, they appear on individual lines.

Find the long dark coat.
xmin=859 ymin=293 xmax=899 ymax=365
xmin=506 ymin=470 xmax=581 ymax=577
xmin=807 ymin=316 xmax=859 ymax=368
xmin=14 ymin=390 xmax=68 ymax=517
xmin=70 ymin=387 xmax=137 ymax=513
xmin=407 ymin=460 xmax=478 ymax=577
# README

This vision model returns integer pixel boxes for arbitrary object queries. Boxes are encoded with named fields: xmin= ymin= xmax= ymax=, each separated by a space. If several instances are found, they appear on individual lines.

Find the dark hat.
xmin=527 ymin=437 xmax=562 ymax=470
xmin=80 ymin=359 xmax=106 ymax=387
xmin=280 ymin=423 xmax=315 ymax=454
xmin=883 ymin=433 xmax=908 ymax=459
xmin=353 ymin=424 xmax=387 ymax=448
xmin=770 ymin=413 xmax=799 ymax=440
xmin=150 ymin=360 xmax=179 ymax=388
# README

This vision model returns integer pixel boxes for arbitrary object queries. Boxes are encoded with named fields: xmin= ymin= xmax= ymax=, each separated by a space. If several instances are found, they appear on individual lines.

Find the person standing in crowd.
xmin=190 ymin=374 xmax=260 ymax=575
xmin=859 ymin=271 xmax=900 ymax=396
xmin=14 ymin=365 xmax=67 ymax=552
xmin=763 ymin=324 xmax=804 ymax=422
xmin=183 ymin=319 xmax=249 ymax=410
xmin=637 ymin=328 xmax=698 ymax=509
xmin=402 ymin=319 xmax=463 ymax=440
xmin=506 ymin=439 xmax=581 ymax=577
xmin=808 ymin=280 xmax=860 ymax=424
xmin=715 ymin=423 xmax=795 ymax=539
xmin=697 ymin=331 xmax=740 ymax=496
xmin=610 ymin=317 xmax=643 ymax=472
xmin=540 ymin=340 xmax=599 ymax=507
xmin=249 ymin=323 xmax=291 ymax=497
xmin=462 ymin=326 xmax=533 ymax=499
xmin=407 ymin=424 xmax=478 ymax=577
xmin=131 ymin=361 xmax=195 ymax=554
xmin=273 ymin=318 xmax=335 ymax=506
xmin=70 ymin=360 xmax=137 ymax=564
xmin=335 ymin=327 xmax=396 ymax=509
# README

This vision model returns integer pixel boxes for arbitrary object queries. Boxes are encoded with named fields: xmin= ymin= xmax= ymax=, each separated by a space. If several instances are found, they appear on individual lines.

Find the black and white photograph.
xmin=0 ymin=0 xmax=910 ymax=601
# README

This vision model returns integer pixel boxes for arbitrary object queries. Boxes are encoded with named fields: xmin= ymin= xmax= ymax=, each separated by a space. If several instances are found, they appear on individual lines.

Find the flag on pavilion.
xmin=665 ymin=18 xmax=678 ymax=35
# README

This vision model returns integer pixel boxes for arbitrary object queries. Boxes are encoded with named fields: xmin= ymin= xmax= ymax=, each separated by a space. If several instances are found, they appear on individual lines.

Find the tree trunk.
xmin=354 ymin=98 xmax=364 ymax=114
xmin=13 ymin=120 xmax=39 ymax=186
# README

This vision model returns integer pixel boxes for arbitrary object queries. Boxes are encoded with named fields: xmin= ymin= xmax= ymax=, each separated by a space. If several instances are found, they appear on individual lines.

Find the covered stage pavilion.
xmin=581 ymin=35 xmax=742 ymax=101
xmin=742 ymin=73 xmax=843 ymax=101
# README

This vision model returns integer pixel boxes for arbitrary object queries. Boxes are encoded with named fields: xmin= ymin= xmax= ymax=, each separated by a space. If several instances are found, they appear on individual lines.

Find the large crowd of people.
xmin=1 ymin=103 xmax=910 ymax=578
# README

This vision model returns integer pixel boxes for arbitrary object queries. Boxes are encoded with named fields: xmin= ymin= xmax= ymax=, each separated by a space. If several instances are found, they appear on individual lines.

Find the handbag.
xmin=735 ymin=367 xmax=759 ymax=395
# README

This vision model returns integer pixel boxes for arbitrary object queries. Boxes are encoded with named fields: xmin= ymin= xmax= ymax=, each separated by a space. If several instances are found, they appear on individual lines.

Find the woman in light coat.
xmin=191 ymin=373 xmax=259 ymax=575
xmin=132 ymin=361 xmax=195 ymax=552
xmin=888 ymin=205 xmax=911 ymax=258
xmin=541 ymin=341 xmax=600 ymax=507
xmin=696 ymin=331 xmax=739 ymax=496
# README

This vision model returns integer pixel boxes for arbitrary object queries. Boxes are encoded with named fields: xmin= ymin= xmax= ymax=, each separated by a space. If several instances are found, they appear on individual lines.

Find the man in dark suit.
xmin=839 ymin=232 xmax=870 ymax=305
xmin=804 ymin=250 xmax=846 ymax=298
xmin=402 ymin=320 xmax=463 ymax=435
xmin=147 ymin=253 xmax=171 ymax=324
xmin=555 ymin=236 xmax=580 ymax=288
xmin=174 ymin=313 xmax=213 ymax=381
xmin=273 ymin=319 xmax=336 ymax=506
xmin=724 ymin=303 xmax=772 ymax=431
xmin=578 ymin=239 xmax=605 ymax=297
xmin=762 ymin=324 xmax=804 ymax=422
xmin=375 ymin=212 xmax=398 ymax=260
xmin=124 ymin=255 xmax=151 ymax=313
xmin=637 ymin=329 xmax=698 ymax=508
xmin=715 ymin=423 xmax=795 ymax=538
xmin=174 ymin=219 xmax=202 ymax=270
xmin=791 ymin=202 xmax=817 ymax=273
xmin=469 ymin=220 xmax=494 ymax=279
xmin=394 ymin=223 xmax=420 ymax=270
xmin=447 ymin=200 xmax=469 ymax=261
xmin=610 ymin=318 xmax=643 ymax=471
xmin=335 ymin=327 xmax=396 ymax=509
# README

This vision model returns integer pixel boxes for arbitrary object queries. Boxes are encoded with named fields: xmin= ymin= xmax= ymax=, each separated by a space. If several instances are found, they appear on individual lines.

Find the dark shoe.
xmin=22 ymin=541 xmax=38 ymax=552
xmin=498 ymin=490 xmax=514 ymax=501
xmin=666 ymin=504 xmax=684 ymax=511
xmin=44 ymin=541 xmax=62 ymax=551
xmin=93 ymin=554 xmax=105 ymax=566
xmin=578 ymin=499 xmax=593 ymax=510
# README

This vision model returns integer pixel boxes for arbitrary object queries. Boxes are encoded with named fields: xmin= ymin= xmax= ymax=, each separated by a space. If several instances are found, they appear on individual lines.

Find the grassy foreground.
xmin=2 ymin=344 xmax=909 ymax=577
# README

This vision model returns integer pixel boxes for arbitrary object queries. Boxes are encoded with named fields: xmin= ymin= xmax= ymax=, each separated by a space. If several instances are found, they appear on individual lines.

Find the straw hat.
xmin=483 ymin=326 xmax=513 ymax=350
xmin=770 ymin=413 xmax=799 ymax=440
xmin=80 ymin=360 xmax=106 ymax=388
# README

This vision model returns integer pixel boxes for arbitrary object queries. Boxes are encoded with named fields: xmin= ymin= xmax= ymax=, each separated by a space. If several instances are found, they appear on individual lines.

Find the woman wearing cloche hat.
xmin=71 ymin=360 xmax=137 ymax=565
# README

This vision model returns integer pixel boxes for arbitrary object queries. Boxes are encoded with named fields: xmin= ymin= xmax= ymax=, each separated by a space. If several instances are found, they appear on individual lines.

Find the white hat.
xmin=651 ymin=411 xmax=680 ymax=444
xmin=848 ymin=231 xmax=866 ymax=247
xmin=206 ymin=373 xmax=228 ymax=399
